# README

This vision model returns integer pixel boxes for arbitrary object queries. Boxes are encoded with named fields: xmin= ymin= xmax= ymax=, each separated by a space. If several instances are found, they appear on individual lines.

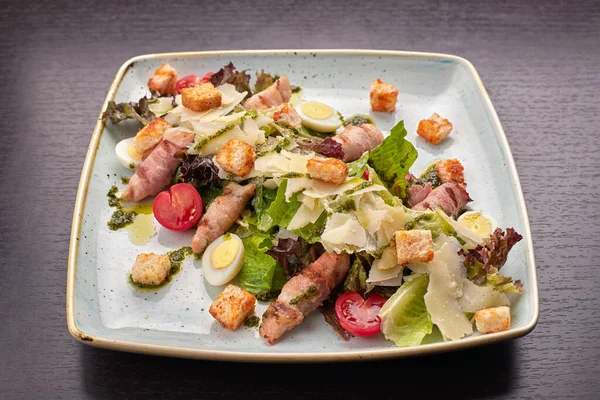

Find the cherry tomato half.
xmin=363 ymin=170 xmax=370 ymax=180
xmin=176 ymin=75 xmax=202 ymax=94
xmin=335 ymin=292 xmax=387 ymax=337
xmin=199 ymin=72 xmax=214 ymax=83
xmin=153 ymin=183 xmax=203 ymax=231
xmin=175 ymin=73 xmax=215 ymax=94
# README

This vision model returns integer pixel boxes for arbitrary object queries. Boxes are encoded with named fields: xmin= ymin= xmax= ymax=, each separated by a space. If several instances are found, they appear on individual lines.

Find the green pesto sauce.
xmin=222 ymin=233 xmax=233 ymax=241
xmin=121 ymin=176 xmax=130 ymax=184
xmin=343 ymin=180 xmax=374 ymax=196
xmin=107 ymin=185 xmax=121 ymax=208
xmin=128 ymin=246 xmax=193 ymax=290
xmin=416 ymin=162 xmax=441 ymax=188
xmin=337 ymin=111 xmax=345 ymax=124
xmin=243 ymin=315 xmax=260 ymax=328
xmin=404 ymin=213 xmax=434 ymax=230
xmin=291 ymin=85 xmax=302 ymax=94
xmin=334 ymin=199 xmax=357 ymax=213
xmin=343 ymin=114 xmax=375 ymax=127
xmin=194 ymin=123 xmax=238 ymax=151
xmin=289 ymin=286 xmax=318 ymax=305
xmin=107 ymin=210 xmax=137 ymax=230
xmin=167 ymin=246 xmax=193 ymax=275
xmin=129 ymin=162 xmax=135 ymax=169
xmin=281 ymin=172 xmax=306 ymax=179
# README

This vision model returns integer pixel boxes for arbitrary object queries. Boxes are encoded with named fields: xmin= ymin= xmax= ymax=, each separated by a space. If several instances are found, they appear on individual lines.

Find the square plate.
xmin=67 ymin=50 xmax=539 ymax=362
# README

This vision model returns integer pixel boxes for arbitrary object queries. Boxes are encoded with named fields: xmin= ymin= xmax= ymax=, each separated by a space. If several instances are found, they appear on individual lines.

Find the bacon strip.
xmin=244 ymin=75 xmax=292 ymax=110
xmin=191 ymin=182 xmax=256 ymax=254
xmin=259 ymin=252 xmax=350 ymax=344
xmin=412 ymin=182 xmax=471 ymax=217
xmin=121 ymin=130 xmax=194 ymax=202
xmin=332 ymin=124 xmax=384 ymax=162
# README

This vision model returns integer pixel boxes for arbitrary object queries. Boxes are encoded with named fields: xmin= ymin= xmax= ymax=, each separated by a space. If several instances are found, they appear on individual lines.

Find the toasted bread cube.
xmin=209 ymin=285 xmax=256 ymax=330
xmin=181 ymin=82 xmax=222 ymax=112
xmin=370 ymin=78 xmax=399 ymax=112
xmin=147 ymin=63 xmax=178 ymax=96
xmin=131 ymin=253 xmax=171 ymax=286
xmin=216 ymin=139 xmax=256 ymax=177
xmin=435 ymin=158 xmax=465 ymax=186
xmin=272 ymin=103 xmax=302 ymax=129
xmin=133 ymin=117 xmax=172 ymax=154
xmin=306 ymin=157 xmax=349 ymax=186
xmin=417 ymin=113 xmax=453 ymax=145
xmin=395 ymin=230 xmax=434 ymax=265
xmin=475 ymin=306 xmax=511 ymax=334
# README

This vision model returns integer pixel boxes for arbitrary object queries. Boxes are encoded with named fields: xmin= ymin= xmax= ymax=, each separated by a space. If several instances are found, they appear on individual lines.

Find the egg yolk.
xmin=301 ymin=101 xmax=333 ymax=120
xmin=127 ymin=144 xmax=143 ymax=161
xmin=210 ymin=238 xmax=239 ymax=270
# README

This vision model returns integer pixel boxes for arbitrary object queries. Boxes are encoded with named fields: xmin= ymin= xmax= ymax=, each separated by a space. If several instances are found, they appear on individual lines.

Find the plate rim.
xmin=66 ymin=49 xmax=539 ymax=362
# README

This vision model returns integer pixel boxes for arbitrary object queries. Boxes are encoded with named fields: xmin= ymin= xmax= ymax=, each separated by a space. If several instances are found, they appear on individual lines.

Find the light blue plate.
xmin=67 ymin=50 xmax=539 ymax=362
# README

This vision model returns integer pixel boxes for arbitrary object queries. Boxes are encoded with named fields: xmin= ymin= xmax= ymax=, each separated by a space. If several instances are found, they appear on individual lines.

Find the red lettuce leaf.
xmin=459 ymin=228 xmax=524 ymax=294
xmin=210 ymin=62 xmax=252 ymax=97
xmin=266 ymin=236 xmax=324 ymax=278
xmin=298 ymin=137 xmax=345 ymax=160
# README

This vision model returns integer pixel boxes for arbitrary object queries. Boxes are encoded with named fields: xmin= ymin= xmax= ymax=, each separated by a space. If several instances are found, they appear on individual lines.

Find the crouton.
xmin=272 ymin=103 xmax=302 ymax=129
xmin=147 ymin=63 xmax=178 ymax=96
xmin=435 ymin=158 xmax=465 ymax=186
xmin=394 ymin=230 xmax=434 ymax=265
xmin=216 ymin=139 xmax=256 ymax=177
xmin=133 ymin=117 xmax=172 ymax=154
xmin=181 ymin=82 xmax=222 ymax=112
xmin=417 ymin=113 xmax=453 ymax=145
xmin=209 ymin=284 xmax=256 ymax=330
xmin=475 ymin=306 xmax=511 ymax=334
xmin=131 ymin=253 xmax=171 ymax=286
xmin=370 ymin=78 xmax=399 ymax=112
xmin=306 ymin=157 xmax=348 ymax=186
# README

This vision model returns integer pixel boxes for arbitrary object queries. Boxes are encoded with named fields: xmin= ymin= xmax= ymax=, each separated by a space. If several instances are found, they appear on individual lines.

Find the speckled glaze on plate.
xmin=67 ymin=50 xmax=539 ymax=362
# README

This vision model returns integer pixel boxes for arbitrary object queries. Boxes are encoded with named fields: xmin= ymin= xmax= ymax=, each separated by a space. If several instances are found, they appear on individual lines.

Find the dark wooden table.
xmin=1 ymin=0 xmax=599 ymax=398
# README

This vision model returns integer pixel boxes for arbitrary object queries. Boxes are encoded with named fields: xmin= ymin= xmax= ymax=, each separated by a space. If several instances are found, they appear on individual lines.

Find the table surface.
xmin=1 ymin=0 xmax=599 ymax=398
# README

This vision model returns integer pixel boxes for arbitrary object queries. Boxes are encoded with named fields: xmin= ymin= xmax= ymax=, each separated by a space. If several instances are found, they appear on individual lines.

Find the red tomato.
xmin=153 ymin=183 xmax=203 ymax=231
xmin=176 ymin=73 xmax=215 ymax=93
xmin=176 ymin=75 xmax=201 ymax=93
xmin=363 ymin=170 xmax=370 ymax=180
xmin=335 ymin=292 xmax=387 ymax=337
xmin=199 ymin=72 xmax=214 ymax=83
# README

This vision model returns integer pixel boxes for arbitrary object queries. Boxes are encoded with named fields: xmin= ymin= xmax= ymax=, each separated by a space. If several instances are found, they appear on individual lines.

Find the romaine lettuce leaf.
xmin=403 ymin=209 xmax=455 ymax=239
xmin=252 ymin=182 xmax=278 ymax=232
xmin=238 ymin=232 xmax=282 ymax=300
xmin=262 ymin=180 xmax=302 ymax=231
xmin=346 ymin=152 xmax=370 ymax=177
xmin=368 ymin=120 xmax=418 ymax=199
xmin=378 ymin=274 xmax=433 ymax=347
xmin=460 ymin=228 xmax=524 ymax=294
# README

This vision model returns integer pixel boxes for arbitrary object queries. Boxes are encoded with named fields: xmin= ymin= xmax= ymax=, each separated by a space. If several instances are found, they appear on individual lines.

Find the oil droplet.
xmin=125 ymin=213 xmax=156 ymax=245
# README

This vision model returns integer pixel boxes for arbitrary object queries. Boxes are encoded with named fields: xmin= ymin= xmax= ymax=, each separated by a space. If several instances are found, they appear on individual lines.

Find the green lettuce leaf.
xmin=238 ymin=232 xmax=280 ymax=300
xmin=343 ymin=258 xmax=368 ymax=294
xmin=368 ymin=120 xmax=418 ymax=199
xmin=102 ymin=94 xmax=157 ymax=126
xmin=290 ymin=211 xmax=327 ymax=243
xmin=403 ymin=209 xmax=455 ymax=239
xmin=254 ymin=70 xmax=275 ymax=93
xmin=262 ymin=180 xmax=302 ymax=231
xmin=347 ymin=152 xmax=370 ymax=177
xmin=460 ymin=228 xmax=524 ymax=294
xmin=378 ymin=274 xmax=433 ymax=347
xmin=252 ymin=182 xmax=278 ymax=232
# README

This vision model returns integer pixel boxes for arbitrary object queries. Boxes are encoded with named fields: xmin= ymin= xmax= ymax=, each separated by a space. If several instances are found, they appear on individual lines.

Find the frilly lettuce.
xmin=460 ymin=228 xmax=524 ymax=294
xmin=210 ymin=62 xmax=252 ymax=98
xmin=368 ymin=120 xmax=418 ymax=199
